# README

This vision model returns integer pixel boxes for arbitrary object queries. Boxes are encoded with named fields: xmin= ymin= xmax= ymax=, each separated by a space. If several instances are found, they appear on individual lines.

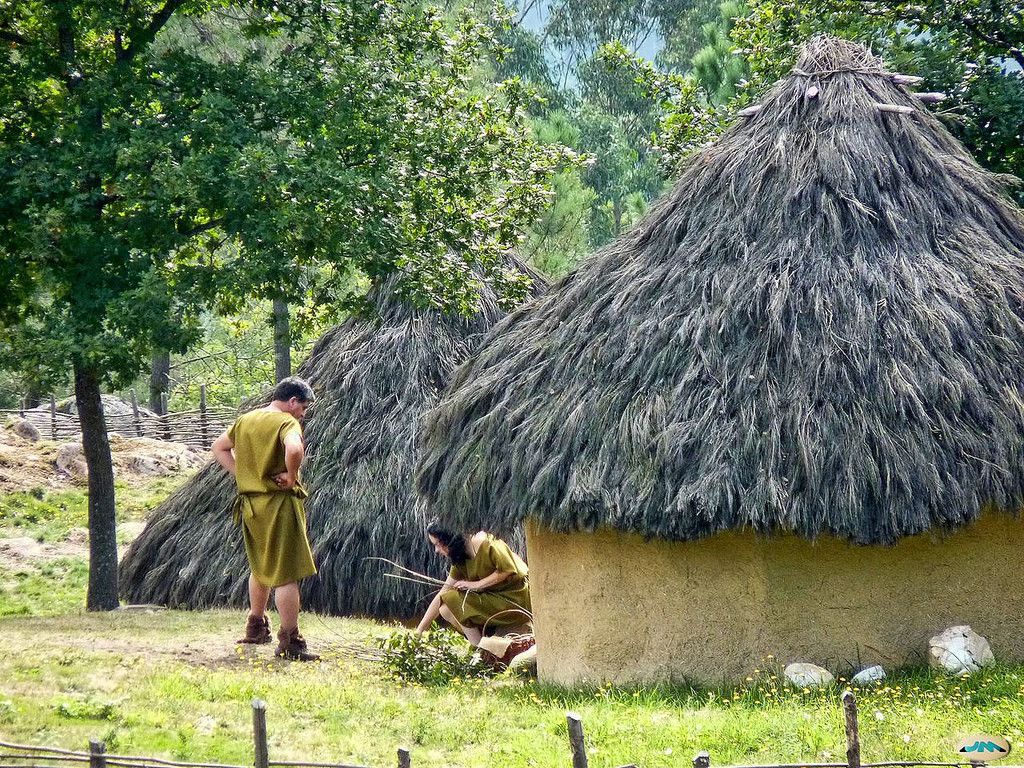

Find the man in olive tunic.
xmin=212 ymin=376 xmax=318 ymax=661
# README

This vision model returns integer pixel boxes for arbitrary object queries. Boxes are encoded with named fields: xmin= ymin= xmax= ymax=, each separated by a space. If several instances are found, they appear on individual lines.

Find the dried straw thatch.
xmin=417 ymin=37 xmax=1024 ymax=546
xmin=120 ymin=263 xmax=545 ymax=617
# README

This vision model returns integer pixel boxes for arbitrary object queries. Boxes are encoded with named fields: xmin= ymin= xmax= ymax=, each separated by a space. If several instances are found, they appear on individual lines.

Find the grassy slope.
xmin=0 ymin=478 xmax=184 ymax=616
xmin=1 ymin=483 xmax=1023 ymax=768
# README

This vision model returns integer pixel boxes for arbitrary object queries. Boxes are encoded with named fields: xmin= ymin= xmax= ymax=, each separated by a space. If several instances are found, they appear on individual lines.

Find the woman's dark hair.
xmin=426 ymin=520 xmax=469 ymax=566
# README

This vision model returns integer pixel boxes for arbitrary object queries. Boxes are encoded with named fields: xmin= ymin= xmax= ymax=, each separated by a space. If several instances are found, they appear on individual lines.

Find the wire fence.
xmin=0 ymin=693 xmax=1012 ymax=768
xmin=2 ymin=387 xmax=235 ymax=452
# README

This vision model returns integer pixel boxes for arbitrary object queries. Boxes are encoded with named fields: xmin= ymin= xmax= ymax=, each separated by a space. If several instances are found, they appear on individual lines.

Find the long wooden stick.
xmin=843 ymin=690 xmax=861 ymax=768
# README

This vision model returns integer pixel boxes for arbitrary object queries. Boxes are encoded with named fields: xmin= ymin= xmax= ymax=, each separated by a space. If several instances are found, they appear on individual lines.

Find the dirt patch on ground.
xmin=0 ymin=433 xmax=65 ymax=493
xmin=7 ymin=611 xmax=366 ymax=671
xmin=0 ymin=423 xmax=206 ymax=493
xmin=0 ymin=522 xmax=156 ymax=570
xmin=0 ymin=535 xmax=87 ymax=568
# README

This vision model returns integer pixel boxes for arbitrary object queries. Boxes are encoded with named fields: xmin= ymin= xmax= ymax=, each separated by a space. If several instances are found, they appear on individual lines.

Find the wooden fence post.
xmin=161 ymin=392 xmax=171 ymax=441
xmin=130 ymin=389 xmax=143 ymax=437
xmin=252 ymin=699 xmax=269 ymax=768
xmin=567 ymin=712 xmax=587 ymax=768
xmin=842 ymin=690 xmax=860 ymax=768
xmin=89 ymin=740 xmax=106 ymax=768
xmin=397 ymin=747 xmax=411 ymax=768
xmin=199 ymin=385 xmax=209 ymax=445
xmin=50 ymin=395 xmax=57 ymax=440
xmin=693 ymin=751 xmax=710 ymax=768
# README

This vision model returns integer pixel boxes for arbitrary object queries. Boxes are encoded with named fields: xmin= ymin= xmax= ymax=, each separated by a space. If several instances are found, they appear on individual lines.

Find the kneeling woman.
xmin=415 ymin=521 xmax=531 ymax=645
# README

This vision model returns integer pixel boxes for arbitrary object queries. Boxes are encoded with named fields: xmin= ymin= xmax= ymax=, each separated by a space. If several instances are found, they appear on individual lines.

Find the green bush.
xmin=378 ymin=631 xmax=491 ymax=685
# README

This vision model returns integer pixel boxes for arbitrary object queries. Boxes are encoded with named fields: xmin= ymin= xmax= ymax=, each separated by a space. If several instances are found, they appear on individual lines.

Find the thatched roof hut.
xmin=417 ymin=38 xmax=1024 ymax=683
xmin=120 ymin=262 xmax=545 ymax=618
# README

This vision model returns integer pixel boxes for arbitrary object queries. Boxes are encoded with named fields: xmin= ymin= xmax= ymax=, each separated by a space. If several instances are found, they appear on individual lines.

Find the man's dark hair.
xmin=272 ymin=376 xmax=315 ymax=404
xmin=426 ymin=520 xmax=469 ymax=566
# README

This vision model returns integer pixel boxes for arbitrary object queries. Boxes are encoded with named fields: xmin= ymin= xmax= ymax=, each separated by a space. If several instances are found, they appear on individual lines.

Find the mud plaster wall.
xmin=525 ymin=515 xmax=1024 ymax=685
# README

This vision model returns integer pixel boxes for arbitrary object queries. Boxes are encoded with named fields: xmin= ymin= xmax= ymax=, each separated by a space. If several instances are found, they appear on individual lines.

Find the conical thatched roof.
xmin=120 ymin=261 xmax=545 ymax=617
xmin=417 ymin=37 xmax=1024 ymax=546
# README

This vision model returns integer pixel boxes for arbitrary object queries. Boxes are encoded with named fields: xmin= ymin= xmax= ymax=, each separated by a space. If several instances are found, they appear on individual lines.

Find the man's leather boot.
xmin=275 ymin=626 xmax=320 ymax=661
xmin=237 ymin=614 xmax=272 ymax=644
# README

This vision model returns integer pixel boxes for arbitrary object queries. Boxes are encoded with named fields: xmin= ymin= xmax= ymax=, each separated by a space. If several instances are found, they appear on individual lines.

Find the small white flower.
xmin=874 ymin=710 xmax=885 ymax=721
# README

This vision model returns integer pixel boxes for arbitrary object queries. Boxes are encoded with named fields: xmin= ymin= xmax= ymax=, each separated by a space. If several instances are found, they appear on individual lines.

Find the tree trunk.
xmin=273 ymin=297 xmax=291 ymax=383
xmin=73 ymin=362 xmax=119 ymax=611
xmin=149 ymin=350 xmax=170 ymax=414
xmin=24 ymin=388 xmax=41 ymax=409
xmin=612 ymin=196 xmax=623 ymax=236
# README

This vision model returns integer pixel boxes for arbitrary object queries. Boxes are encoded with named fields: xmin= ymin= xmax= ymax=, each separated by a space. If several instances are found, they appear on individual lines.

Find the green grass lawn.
xmin=0 ymin=477 xmax=188 ymax=616
xmin=3 ymin=610 xmax=1024 ymax=768
xmin=2 ymin=481 xmax=1023 ymax=768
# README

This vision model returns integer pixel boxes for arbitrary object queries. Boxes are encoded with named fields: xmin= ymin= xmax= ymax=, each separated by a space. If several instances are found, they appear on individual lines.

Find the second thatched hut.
xmin=121 ymin=263 xmax=543 ymax=618
xmin=417 ymin=38 xmax=1024 ymax=684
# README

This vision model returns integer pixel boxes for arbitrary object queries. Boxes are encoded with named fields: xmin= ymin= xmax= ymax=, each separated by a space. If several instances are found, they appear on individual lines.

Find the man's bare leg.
xmin=273 ymin=582 xmax=318 ymax=661
xmin=238 ymin=573 xmax=273 ymax=644
xmin=249 ymin=573 xmax=271 ymax=617
xmin=439 ymin=603 xmax=482 ymax=646
xmin=275 ymin=581 xmax=300 ymax=630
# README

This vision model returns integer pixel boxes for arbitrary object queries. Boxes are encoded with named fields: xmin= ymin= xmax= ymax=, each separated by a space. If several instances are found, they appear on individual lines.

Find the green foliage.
xmin=522 ymin=168 xmax=596 ymax=277
xmin=55 ymin=695 xmax=119 ymax=721
xmin=0 ymin=0 xmax=574 ymax=395
xmin=378 ymin=630 xmax=491 ymax=685
xmin=689 ymin=1 xmax=749 ymax=105
xmin=566 ymin=43 xmax=671 ymax=246
xmin=0 ymin=0 xmax=573 ymax=608
xmin=147 ymin=299 xmax=341 ymax=410
xmin=657 ymin=0 xmax=732 ymax=70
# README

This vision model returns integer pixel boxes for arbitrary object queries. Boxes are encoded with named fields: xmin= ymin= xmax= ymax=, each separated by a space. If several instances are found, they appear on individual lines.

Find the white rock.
xmin=929 ymin=625 xmax=994 ymax=674
xmin=507 ymin=644 xmax=538 ymax=677
xmin=851 ymin=665 xmax=886 ymax=685
xmin=784 ymin=662 xmax=834 ymax=688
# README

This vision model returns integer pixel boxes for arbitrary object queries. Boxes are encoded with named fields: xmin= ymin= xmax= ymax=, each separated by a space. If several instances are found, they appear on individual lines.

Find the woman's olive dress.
xmin=441 ymin=534 xmax=531 ymax=630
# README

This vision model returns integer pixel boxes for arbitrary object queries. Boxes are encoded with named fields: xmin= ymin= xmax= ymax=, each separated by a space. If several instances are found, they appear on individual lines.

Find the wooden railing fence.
xmin=3 ymin=387 xmax=234 ymax=452
xmin=0 ymin=693 xmax=1011 ymax=768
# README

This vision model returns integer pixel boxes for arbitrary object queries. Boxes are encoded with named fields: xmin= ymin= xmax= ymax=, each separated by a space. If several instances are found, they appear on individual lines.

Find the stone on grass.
xmin=851 ymin=665 xmax=886 ymax=685
xmin=507 ymin=644 xmax=538 ymax=678
xmin=929 ymin=625 xmax=993 ymax=674
xmin=55 ymin=442 xmax=89 ymax=478
xmin=784 ymin=662 xmax=834 ymax=688
xmin=11 ymin=418 xmax=41 ymax=442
